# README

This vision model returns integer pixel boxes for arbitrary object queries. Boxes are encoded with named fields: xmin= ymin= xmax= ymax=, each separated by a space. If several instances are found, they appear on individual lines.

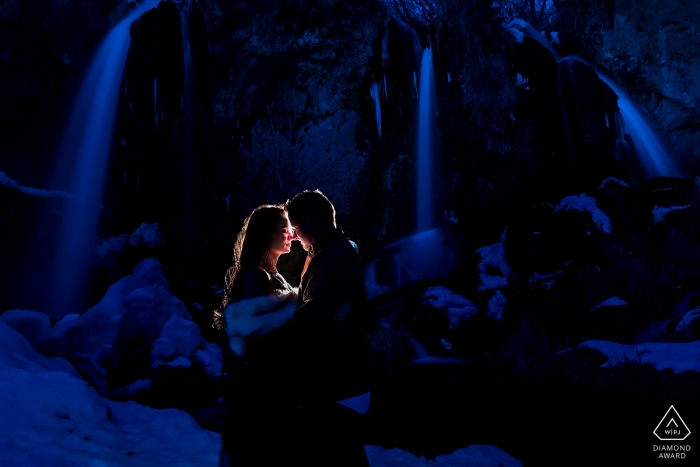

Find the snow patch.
xmin=554 ymin=194 xmax=612 ymax=233
xmin=579 ymin=340 xmax=700 ymax=374
xmin=0 ymin=171 xmax=89 ymax=205
xmin=128 ymin=222 xmax=163 ymax=248
xmin=443 ymin=210 xmax=458 ymax=224
xmin=3 ymin=259 xmax=222 ymax=393
xmin=652 ymin=205 xmax=691 ymax=224
xmin=591 ymin=296 xmax=628 ymax=312
xmin=111 ymin=379 xmax=152 ymax=397
xmin=365 ymin=443 xmax=522 ymax=467
xmin=475 ymin=230 xmax=513 ymax=292
xmin=422 ymin=286 xmax=479 ymax=330
xmin=676 ymin=308 xmax=700 ymax=334
xmin=487 ymin=290 xmax=507 ymax=321
xmin=598 ymin=177 xmax=630 ymax=190
xmin=194 ymin=341 xmax=223 ymax=377
xmin=0 ymin=318 xmax=220 ymax=465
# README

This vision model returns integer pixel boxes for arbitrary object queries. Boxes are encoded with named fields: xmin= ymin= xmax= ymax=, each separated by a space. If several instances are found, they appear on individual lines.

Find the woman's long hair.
xmin=213 ymin=205 xmax=285 ymax=330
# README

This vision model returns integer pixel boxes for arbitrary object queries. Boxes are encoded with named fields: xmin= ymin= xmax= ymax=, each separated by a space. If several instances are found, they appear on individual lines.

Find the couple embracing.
xmin=216 ymin=190 xmax=372 ymax=466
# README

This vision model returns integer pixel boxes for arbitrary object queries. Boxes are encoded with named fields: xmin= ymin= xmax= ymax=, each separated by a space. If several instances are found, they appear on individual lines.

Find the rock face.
xmin=199 ymin=0 xmax=383 ymax=217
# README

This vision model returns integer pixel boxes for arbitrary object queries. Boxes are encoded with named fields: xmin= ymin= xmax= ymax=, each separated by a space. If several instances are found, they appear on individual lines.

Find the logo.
xmin=654 ymin=405 xmax=691 ymax=441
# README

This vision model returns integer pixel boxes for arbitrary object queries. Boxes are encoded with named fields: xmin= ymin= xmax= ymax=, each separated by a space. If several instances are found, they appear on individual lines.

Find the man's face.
xmin=289 ymin=215 xmax=313 ymax=251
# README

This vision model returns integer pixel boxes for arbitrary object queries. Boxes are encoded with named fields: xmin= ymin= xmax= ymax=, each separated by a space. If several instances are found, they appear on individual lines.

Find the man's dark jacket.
xmin=293 ymin=228 xmax=371 ymax=403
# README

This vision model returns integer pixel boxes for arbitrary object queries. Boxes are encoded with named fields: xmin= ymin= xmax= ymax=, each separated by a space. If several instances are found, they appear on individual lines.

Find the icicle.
xmin=370 ymin=82 xmax=382 ymax=137
xmin=413 ymin=71 xmax=417 ymax=98
xmin=120 ymin=138 xmax=126 ymax=147
xmin=153 ymin=77 xmax=158 ymax=114
xmin=447 ymin=72 xmax=451 ymax=83
xmin=129 ymin=102 xmax=132 ymax=117
xmin=381 ymin=19 xmax=389 ymax=69
xmin=383 ymin=75 xmax=388 ymax=102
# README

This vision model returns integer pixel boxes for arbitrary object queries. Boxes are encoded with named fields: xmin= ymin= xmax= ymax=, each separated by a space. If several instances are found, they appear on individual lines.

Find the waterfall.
xmin=416 ymin=45 xmax=435 ymax=232
xmin=566 ymin=56 xmax=680 ymax=179
xmin=505 ymin=19 xmax=679 ymax=181
xmin=45 ymin=0 xmax=161 ymax=317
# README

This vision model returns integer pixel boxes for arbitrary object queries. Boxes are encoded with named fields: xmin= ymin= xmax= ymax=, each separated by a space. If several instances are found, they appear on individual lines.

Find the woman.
xmin=214 ymin=204 xmax=296 ymax=330
xmin=215 ymin=204 xmax=299 ymax=467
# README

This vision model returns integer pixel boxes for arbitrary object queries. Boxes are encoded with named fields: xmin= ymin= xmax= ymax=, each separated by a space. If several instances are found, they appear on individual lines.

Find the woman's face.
xmin=268 ymin=214 xmax=295 ymax=255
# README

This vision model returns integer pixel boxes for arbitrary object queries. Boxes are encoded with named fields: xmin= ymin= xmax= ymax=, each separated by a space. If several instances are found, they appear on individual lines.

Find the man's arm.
xmin=294 ymin=253 xmax=346 ymax=323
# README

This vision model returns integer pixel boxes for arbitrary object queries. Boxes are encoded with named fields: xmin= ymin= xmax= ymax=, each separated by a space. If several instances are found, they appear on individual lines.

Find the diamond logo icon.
xmin=654 ymin=405 xmax=691 ymax=441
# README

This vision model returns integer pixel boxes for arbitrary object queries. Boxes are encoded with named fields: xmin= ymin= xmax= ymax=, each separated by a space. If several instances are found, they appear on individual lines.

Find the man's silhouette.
xmin=286 ymin=189 xmax=371 ymax=466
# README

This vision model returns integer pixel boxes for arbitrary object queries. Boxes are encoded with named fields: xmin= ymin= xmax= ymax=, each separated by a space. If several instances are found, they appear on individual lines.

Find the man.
xmin=285 ymin=189 xmax=371 ymax=466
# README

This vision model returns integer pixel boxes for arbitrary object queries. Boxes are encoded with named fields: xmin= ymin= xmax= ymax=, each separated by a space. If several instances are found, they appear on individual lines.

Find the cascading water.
xmin=564 ymin=56 xmax=680 ymax=179
xmin=362 ymin=21 xmax=464 ymax=301
xmin=505 ymin=19 xmax=680 ymax=181
xmin=45 ymin=0 xmax=160 ymax=317
xmin=416 ymin=44 xmax=435 ymax=232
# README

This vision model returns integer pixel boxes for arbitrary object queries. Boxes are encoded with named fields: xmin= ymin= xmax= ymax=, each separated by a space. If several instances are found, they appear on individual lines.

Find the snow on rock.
xmin=487 ymin=290 xmax=507 ymax=321
xmin=2 ymin=259 xmax=222 ymax=391
xmin=194 ymin=341 xmax=224 ymax=377
xmin=0 ymin=322 xmax=220 ymax=466
xmin=0 ymin=171 xmax=85 ymax=204
xmin=676 ymin=308 xmax=700 ymax=334
xmin=128 ymin=222 xmax=163 ymax=248
xmin=579 ymin=340 xmax=700 ymax=373
xmin=503 ymin=24 xmax=524 ymax=43
xmin=110 ymin=379 xmax=153 ymax=397
xmin=0 ymin=309 xmax=51 ymax=353
xmin=598 ymin=178 xmax=630 ymax=190
xmin=151 ymin=356 xmax=191 ymax=369
xmin=422 ymin=286 xmax=479 ymax=330
xmin=475 ymin=230 xmax=513 ymax=292
xmin=0 ymin=322 xmax=79 ymax=377
xmin=591 ymin=296 xmax=629 ymax=312
xmin=365 ymin=444 xmax=522 ymax=467
xmin=443 ymin=210 xmax=458 ymax=224
xmin=651 ymin=205 xmax=691 ymax=224
xmin=554 ymin=194 xmax=612 ymax=233
xmin=150 ymin=313 xmax=204 ymax=363
xmin=528 ymin=270 xmax=563 ymax=291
